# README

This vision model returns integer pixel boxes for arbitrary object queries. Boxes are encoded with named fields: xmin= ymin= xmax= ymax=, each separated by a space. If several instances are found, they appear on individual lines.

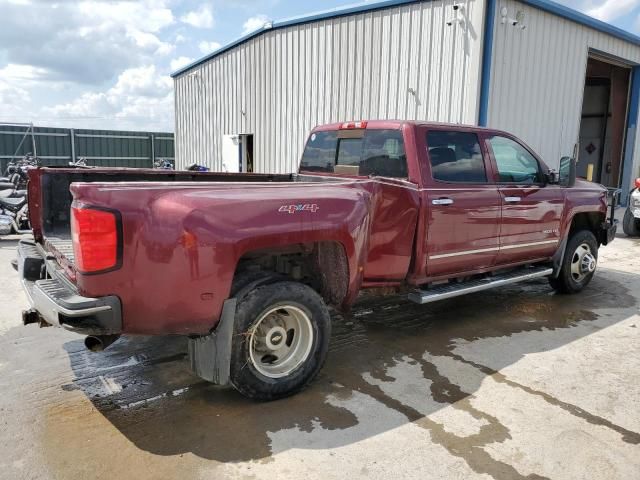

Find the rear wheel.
xmin=623 ymin=208 xmax=640 ymax=237
xmin=229 ymin=281 xmax=331 ymax=401
xmin=549 ymin=230 xmax=598 ymax=294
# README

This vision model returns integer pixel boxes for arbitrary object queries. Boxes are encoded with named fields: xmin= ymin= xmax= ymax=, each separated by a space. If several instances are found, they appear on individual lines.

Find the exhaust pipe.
xmin=84 ymin=334 xmax=120 ymax=352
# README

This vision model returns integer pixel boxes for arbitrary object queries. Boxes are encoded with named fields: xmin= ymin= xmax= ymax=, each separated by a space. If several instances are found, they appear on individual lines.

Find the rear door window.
xmin=300 ymin=129 xmax=407 ymax=178
xmin=426 ymin=130 xmax=487 ymax=183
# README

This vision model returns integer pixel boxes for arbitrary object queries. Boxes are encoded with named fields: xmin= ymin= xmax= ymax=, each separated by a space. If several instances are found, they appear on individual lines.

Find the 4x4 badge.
xmin=279 ymin=204 xmax=319 ymax=214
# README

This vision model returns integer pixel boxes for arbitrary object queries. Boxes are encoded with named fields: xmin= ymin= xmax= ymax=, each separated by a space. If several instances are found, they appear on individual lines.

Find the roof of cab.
xmin=311 ymin=120 xmax=504 ymax=133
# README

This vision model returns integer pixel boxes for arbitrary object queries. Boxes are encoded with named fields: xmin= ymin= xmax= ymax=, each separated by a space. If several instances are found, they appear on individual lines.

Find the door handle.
xmin=504 ymin=196 xmax=521 ymax=203
xmin=432 ymin=198 xmax=454 ymax=205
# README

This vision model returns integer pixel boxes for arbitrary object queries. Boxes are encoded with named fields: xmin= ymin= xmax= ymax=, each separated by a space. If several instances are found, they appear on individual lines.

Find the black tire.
xmin=229 ymin=281 xmax=331 ymax=401
xmin=623 ymin=208 xmax=640 ymax=237
xmin=549 ymin=230 xmax=598 ymax=294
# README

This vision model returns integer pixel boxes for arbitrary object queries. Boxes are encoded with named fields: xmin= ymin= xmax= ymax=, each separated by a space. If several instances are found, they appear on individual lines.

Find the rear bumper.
xmin=17 ymin=239 xmax=122 ymax=335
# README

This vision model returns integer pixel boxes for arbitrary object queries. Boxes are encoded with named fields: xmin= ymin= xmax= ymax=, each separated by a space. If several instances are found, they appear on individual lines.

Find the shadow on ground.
xmin=48 ymin=266 xmax=638 ymax=469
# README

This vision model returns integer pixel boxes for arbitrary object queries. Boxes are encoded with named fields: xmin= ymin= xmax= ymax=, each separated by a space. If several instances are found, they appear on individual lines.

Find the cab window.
xmin=426 ymin=130 xmax=487 ymax=183
xmin=487 ymin=135 xmax=542 ymax=184
xmin=300 ymin=129 xmax=407 ymax=178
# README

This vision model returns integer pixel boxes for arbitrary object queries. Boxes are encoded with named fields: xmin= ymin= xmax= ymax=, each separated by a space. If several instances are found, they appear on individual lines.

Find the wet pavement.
xmin=0 ymin=234 xmax=639 ymax=480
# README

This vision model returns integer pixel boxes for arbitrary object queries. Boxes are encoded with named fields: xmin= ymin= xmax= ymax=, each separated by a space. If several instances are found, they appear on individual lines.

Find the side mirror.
xmin=558 ymin=156 xmax=576 ymax=187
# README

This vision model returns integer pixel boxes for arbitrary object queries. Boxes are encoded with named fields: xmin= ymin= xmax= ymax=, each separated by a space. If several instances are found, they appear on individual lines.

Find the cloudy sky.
xmin=0 ymin=0 xmax=638 ymax=133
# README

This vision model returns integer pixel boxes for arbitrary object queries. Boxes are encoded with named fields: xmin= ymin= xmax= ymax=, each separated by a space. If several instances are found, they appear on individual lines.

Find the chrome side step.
xmin=408 ymin=266 xmax=553 ymax=305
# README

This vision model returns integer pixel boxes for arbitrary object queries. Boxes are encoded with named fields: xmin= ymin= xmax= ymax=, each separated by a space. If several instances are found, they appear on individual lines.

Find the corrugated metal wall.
xmin=487 ymin=0 xmax=640 ymax=174
xmin=174 ymin=0 xmax=486 ymax=172
xmin=0 ymin=124 xmax=174 ymax=173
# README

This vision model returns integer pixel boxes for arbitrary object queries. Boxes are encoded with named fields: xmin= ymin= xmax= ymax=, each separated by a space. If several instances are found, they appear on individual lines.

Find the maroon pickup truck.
xmin=17 ymin=121 xmax=617 ymax=400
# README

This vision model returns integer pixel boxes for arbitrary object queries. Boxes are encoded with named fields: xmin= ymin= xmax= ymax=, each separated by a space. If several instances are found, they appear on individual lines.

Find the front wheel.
xmin=623 ymin=208 xmax=640 ymax=237
xmin=229 ymin=281 xmax=331 ymax=401
xmin=549 ymin=230 xmax=598 ymax=294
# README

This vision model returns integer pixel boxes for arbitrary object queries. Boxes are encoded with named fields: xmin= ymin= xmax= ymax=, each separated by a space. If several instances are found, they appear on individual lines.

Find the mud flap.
xmin=551 ymin=236 xmax=569 ymax=279
xmin=188 ymin=298 xmax=237 ymax=385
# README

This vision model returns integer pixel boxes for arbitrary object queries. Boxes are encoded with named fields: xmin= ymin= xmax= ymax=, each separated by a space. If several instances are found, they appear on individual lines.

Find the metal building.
xmin=0 ymin=123 xmax=174 ymax=172
xmin=172 ymin=0 xmax=640 ymax=200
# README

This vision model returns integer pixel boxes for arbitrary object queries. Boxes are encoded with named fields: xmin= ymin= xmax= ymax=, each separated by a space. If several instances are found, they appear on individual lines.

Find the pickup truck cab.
xmin=17 ymin=121 xmax=617 ymax=400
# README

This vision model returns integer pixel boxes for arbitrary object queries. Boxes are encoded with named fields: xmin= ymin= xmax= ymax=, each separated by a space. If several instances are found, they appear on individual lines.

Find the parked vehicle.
xmin=2 ymin=153 xmax=39 ymax=193
xmin=16 ymin=121 xmax=617 ymax=400
xmin=623 ymin=178 xmax=640 ymax=237
xmin=0 ymin=154 xmax=38 ymax=235
xmin=153 ymin=158 xmax=174 ymax=170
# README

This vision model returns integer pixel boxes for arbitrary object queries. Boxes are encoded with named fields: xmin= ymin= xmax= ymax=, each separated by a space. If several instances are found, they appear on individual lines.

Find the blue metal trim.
xmin=171 ymin=0 xmax=422 ymax=78
xmin=620 ymin=66 xmax=640 ymax=204
xmin=478 ymin=0 xmax=496 ymax=127
xmin=521 ymin=0 xmax=640 ymax=47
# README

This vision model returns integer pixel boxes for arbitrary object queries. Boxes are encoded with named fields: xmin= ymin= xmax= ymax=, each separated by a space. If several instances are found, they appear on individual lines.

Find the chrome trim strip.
xmin=500 ymin=239 xmax=558 ymax=250
xmin=429 ymin=246 xmax=499 ymax=260
xmin=429 ymin=239 xmax=558 ymax=260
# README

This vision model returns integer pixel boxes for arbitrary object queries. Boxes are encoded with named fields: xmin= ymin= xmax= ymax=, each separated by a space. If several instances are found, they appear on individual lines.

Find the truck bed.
xmin=35 ymin=168 xmax=299 ymax=240
xmin=30 ymin=167 xmax=340 ymax=268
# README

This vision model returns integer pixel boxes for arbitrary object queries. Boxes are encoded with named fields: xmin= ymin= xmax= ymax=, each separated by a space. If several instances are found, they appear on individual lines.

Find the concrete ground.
xmin=0 ymin=233 xmax=639 ymax=480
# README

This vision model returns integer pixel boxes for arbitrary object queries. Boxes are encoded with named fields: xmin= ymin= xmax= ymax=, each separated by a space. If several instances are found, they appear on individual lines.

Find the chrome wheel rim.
xmin=248 ymin=305 xmax=314 ymax=378
xmin=570 ymin=242 xmax=596 ymax=283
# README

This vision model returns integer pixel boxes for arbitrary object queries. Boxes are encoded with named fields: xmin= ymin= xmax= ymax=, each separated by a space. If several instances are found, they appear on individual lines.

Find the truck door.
xmin=421 ymin=128 xmax=501 ymax=277
xmin=484 ymin=134 xmax=563 ymax=264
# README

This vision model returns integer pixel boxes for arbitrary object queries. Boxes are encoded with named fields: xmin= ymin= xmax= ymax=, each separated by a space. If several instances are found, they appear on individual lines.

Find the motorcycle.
xmin=623 ymin=177 xmax=640 ymax=237
xmin=154 ymin=158 xmax=174 ymax=170
xmin=0 ymin=154 xmax=38 ymax=236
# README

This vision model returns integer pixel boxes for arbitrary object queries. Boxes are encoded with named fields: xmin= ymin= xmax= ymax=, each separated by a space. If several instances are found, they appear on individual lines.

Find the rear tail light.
xmin=635 ymin=178 xmax=640 ymax=189
xmin=339 ymin=121 xmax=368 ymax=130
xmin=71 ymin=205 xmax=121 ymax=273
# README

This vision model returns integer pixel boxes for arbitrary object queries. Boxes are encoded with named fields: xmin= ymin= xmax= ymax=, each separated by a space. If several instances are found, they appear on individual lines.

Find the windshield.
xmin=299 ymin=129 xmax=407 ymax=178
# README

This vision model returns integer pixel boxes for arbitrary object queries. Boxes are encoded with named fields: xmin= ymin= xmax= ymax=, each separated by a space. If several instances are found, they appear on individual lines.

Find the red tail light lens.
xmin=635 ymin=178 xmax=640 ymax=189
xmin=71 ymin=206 xmax=120 ymax=273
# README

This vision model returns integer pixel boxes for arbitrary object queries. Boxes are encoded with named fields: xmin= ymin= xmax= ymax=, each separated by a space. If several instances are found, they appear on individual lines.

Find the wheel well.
xmin=569 ymin=212 xmax=604 ymax=240
xmin=233 ymin=241 xmax=349 ymax=307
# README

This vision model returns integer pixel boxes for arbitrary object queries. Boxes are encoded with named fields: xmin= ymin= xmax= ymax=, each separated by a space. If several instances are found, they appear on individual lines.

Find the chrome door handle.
xmin=504 ymin=196 xmax=521 ymax=203
xmin=432 ymin=198 xmax=454 ymax=205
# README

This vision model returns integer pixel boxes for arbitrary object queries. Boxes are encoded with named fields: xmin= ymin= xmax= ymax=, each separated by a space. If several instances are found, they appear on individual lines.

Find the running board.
xmin=408 ymin=266 xmax=553 ymax=304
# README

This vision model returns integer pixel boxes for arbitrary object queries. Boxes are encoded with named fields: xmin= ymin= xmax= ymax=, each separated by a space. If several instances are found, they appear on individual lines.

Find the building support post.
xmin=621 ymin=66 xmax=640 ymax=205
xmin=150 ymin=134 xmax=155 ymax=168
xmin=478 ymin=0 xmax=497 ymax=127
xmin=70 ymin=129 xmax=76 ymax=163
xmin=30 ymin=124 xmax=37 ymax=158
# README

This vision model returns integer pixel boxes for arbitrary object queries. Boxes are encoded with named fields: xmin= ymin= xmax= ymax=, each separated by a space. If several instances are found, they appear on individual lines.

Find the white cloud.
xmin=0 ymin=0 xmax=176 ymax=85
xmin=43 ymin=65 xmax=174 ymax=131
xmin=242 ymin=14 xmax=270 ymax=35
xmin=180 ymin=4 xmax=214 ymax=29
xmin=198 ymin=40 xmax=222 ymax=54
xmin=170 ymin=56 xmax=194 ymax=71
xmin=588 ymin=0 xmax=640 ymax=22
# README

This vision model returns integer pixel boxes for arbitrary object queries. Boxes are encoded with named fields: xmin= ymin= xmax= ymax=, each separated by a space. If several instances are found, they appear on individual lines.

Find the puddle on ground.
xmin=27 ymin=270 xmax=638 ymax=479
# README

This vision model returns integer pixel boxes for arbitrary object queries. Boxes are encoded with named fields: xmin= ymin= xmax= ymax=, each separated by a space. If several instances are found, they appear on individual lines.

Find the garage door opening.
xmin=577 ymin=56 xmax=631 ymax=188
